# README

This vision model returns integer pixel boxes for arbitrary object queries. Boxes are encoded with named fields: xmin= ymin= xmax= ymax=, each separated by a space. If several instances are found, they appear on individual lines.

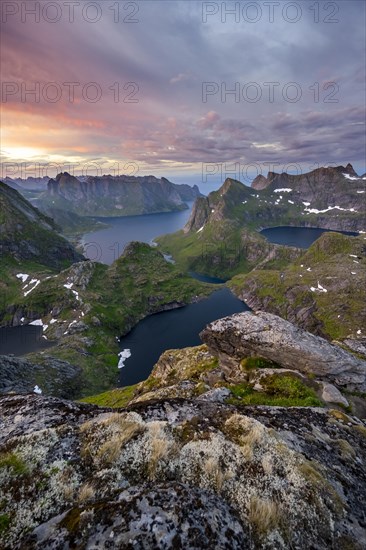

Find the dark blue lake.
xmin=118 ymin=288 xmax=249 ymax=386
xmin=0 ymin=325 xmax=54 ymax=356
xmin=261 ymin=226 xmax=358 ymax=248
xmin=81 ymin=204 xmax=194 ymax=265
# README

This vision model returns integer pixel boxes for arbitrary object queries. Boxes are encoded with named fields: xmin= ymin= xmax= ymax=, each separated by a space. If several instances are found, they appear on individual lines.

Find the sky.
xmin=1 ymin=0 xmax=365 ymax=190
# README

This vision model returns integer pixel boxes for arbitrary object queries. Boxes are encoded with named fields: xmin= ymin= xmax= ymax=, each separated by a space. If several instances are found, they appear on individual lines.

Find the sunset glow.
xmin=1 ymin=1 xmax=365 ymax=180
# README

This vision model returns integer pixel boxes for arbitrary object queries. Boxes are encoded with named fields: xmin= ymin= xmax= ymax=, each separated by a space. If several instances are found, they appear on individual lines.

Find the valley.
xmin=1 ymin=164 xmax=365 ymax=401
xmin=1 ymin=164 xmax=366 ymax=548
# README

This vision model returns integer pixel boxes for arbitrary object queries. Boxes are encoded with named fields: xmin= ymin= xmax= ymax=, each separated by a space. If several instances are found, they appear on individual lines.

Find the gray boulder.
xmin=200 ymin=311 xmax=366 ymax=392
xmin=321 ymin=383 xmax=349 ymax=407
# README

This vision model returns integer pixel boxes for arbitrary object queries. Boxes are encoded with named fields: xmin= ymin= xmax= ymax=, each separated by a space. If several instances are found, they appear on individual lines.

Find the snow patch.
xmin=29 ymin=319 xmax=43 ymax=326
xmin=310 ymin=282 xmax=328 ymax=293
xmin=118 ymin=349 xmax=132 ymax=369
xmin=16 ymin=273 xmax=29 ymax=283
xmin=50 ymin=318 xmax=57 ymax=324
xmin=197 ymin=226 xmax=204 ymax=233
xmin=303 ymin=202 xmax=311 ymax=207
xmin=342 ymin=173 xmax=360 ymax=181
xmin=317 ymin=282 xmax=327 ymax=293
xmin=357 ymin=190 xmax=365 ymax=194
xmin=72 ymin=290 xmax=81 ymax=301
xmin=33 ymin=385 xmax=42 ymax=395
xmin=288 ymin=200 xmax=294 ymax=204
xmin=274 ymin=188 xmax=292 ymax=193
xmin=24 ymin=279 xmax=40 ymax=297
xmin=64 ymin=282 xmax=73 ymax=290
xmin=304 ymin=205 xmax=357 ymax=214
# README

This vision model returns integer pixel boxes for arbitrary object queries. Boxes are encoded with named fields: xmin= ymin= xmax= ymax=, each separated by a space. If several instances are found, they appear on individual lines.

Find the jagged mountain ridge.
xmin=157 ymin=163 xmax=365 ymax=278
xmin=186 ymin=163 xmax=365 ymax=234
xmin=251 ymin=163 xmax=364 ymax=206
xmin=43 ymin=172 xmax=202 ymax=216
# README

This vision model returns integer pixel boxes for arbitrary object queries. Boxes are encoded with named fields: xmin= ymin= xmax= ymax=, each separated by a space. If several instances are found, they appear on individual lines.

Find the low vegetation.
xmin=230 ymin=232 xmax=365 ymax=341
xmin=226 ymin=373 xmax=323 ymax=408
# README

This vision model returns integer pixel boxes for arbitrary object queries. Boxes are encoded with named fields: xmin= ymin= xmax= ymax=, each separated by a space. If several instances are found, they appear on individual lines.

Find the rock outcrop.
xmin=0 ymin=355 xmax=82 ymax=398
xmin=200 ymin=311 xmax=366 ymax=392
xmin=183 ymin=196 xmax=211 ymax=233
xmin=1 ymin=394 xmax=365 ymax=549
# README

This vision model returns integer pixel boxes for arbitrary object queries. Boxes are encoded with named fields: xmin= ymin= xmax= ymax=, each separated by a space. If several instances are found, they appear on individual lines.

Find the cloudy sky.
xmin=1 ymin=0 xmax=365 ymax=187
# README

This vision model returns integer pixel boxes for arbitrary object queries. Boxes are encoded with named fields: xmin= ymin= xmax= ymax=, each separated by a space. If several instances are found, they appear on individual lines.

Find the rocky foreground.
xmin=1 ymin=311 xmax=366 ymax=548
xmin=0 ymin=394 xmax=365 ymax=549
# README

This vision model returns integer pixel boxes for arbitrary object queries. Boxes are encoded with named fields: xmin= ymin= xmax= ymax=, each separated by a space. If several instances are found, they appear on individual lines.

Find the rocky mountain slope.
xmin=157 ymin=164 xmax=365 ymax=277
xmin=0 ymin=243 xmax=214 ymax=396
xmin=1 ymin=310 xmax=366 ymax=548
xmin=0 ymin=183 xmax=215 ymax=397
xmin=188 ymin=164 xmax=365 ymax=233
xmin=0 ymin=181 xmax=83 ymax=270
xmin=158 ymin=223 xmax=302 ymax=279
xmin=41 ymin=172 xmax=202 ymax=217
xmin=0 ymin=355 xmax=82 ymax=398
xmin=4 ymin=176 xmax=49 ymax=191
xmin=229 ymin=232 xmax=366 ymax=344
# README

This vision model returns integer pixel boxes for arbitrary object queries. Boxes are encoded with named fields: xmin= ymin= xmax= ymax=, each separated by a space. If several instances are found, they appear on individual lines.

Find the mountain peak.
xmin=55 ymin=171 xmax=73 ymax=180
xmin=220 ymin=177 xmax=245 ymax=195
xmin=344 ymin=163 xmax=358 ymax=176
xmin=251 ymin=174 xmax=269 ymax=190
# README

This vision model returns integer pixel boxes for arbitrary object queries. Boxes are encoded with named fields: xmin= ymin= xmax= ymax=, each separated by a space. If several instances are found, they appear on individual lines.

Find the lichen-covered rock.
xmin=0 ymin=394 xmax=365 ymax=549
xmin=201 ymin=311 xmax=366 ymax=392
xmin=28 ymin=483 xmax=248 ymax=549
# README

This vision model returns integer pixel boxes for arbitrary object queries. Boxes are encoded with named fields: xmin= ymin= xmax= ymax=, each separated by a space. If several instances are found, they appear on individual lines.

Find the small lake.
xmin=261 ymin=226 xmax=358 ymax=248
xmin=188 ymin=272 xmax=227 ymax=284
xmin=81 ymin=204 xmax=194 ymax=265
xmin=0 ymin=325 xmax=54 ymax=357
xmin=118 ymin=288 xmax=249 ymax=387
